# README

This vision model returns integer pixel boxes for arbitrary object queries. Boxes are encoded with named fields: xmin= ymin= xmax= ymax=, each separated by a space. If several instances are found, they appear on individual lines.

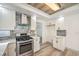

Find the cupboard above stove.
xmin=16 ymin=12 xmax=31 ymax=32
xmin=16 ymin=12 xmax=31 ymax=25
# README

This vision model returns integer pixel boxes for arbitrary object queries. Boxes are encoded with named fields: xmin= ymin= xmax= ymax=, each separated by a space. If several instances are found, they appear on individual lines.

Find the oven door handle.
xmin=19 ymin=42 xmax=32 ymax=45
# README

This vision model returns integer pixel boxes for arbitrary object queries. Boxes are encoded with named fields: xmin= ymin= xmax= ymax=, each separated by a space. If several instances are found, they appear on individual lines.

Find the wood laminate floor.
xmin=34 ymin=42 xmax=79 ymax=56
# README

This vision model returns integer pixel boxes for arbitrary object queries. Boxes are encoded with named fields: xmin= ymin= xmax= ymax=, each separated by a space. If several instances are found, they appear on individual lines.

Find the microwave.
xmin=57 ymin=30 xmax=66 ymax=36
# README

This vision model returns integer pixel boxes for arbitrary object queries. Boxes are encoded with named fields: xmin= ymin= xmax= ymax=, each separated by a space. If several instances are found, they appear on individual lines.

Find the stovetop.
xmin=16 ymin=35 xmax=33 ymax=41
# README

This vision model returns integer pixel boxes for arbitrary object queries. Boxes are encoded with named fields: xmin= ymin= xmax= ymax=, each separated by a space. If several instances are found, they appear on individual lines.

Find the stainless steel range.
xmin=16 ymin=33 xmax=33 ymax=56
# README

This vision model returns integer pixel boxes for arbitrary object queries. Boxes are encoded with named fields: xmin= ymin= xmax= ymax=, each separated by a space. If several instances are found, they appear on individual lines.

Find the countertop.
xmin=0 ymin=38 xmax=16 ymax=56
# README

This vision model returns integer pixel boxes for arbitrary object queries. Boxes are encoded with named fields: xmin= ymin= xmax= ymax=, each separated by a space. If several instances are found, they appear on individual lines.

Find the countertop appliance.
xmin=16 ymin=33 xmax=33 ymax=56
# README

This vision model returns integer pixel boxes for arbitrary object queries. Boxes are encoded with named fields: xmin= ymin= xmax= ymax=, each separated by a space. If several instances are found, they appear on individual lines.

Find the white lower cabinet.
xmin=8 ymin=43 xmax=16 ymax=56
xmin=3 ymin=43 xmax=16 ymax=56
xmin=53 ymin=37 xmax=65 ymax=51
xmin=53 ymin=39 xmax=58 ymax=49
xmin=33 ymin=37 xmax=40 ymax=53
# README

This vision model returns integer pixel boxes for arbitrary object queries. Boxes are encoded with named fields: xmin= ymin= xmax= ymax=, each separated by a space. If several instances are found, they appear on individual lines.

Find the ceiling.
xmin=28 ymin=3 xmax=77 ymax=15
xmin=0 ymin=3 xmax=79 ymax=20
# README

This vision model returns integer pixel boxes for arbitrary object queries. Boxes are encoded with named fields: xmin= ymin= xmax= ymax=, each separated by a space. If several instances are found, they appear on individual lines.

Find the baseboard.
xmin=66 ymin=48 xmax=79 ymax=52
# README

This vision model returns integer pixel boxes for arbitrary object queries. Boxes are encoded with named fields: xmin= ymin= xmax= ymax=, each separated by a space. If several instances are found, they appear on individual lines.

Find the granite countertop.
xmin=0 ymin=38 xmax=16 ymax=56
xmin=0 ymin=39 xmax=16 ymax=43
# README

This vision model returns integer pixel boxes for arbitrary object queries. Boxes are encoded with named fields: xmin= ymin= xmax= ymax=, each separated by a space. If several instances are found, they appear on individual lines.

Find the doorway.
xmin=36 ymin=22 xmax=43 ymax=46
xmin=46 ymin=24 xmax=55 ymax=44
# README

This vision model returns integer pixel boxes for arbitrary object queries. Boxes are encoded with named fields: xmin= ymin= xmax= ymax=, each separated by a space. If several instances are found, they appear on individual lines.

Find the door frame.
xmin=36 ymin=21 xmax=43 ymax=45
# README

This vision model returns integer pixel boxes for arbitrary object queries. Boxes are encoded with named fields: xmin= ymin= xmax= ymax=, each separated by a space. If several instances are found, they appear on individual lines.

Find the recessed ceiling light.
xmin=58 ymin=16 xmax=64 ymax=21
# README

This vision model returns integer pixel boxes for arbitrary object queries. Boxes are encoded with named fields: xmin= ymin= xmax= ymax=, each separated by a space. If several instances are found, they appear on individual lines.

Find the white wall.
xmin=0 ymin=6 xmax=16 ymax=30
xmin=64 ymin=14 xmax=79 ymax=51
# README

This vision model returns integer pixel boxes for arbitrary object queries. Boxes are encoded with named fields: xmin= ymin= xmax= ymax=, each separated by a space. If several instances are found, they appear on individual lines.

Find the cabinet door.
xmin=53 ymin=39 xmax=58 ymax=49
xmin=3 ymin=46 xmax=9 ymax=56
xmin=0 ymin=7 xmax=16 ymax=30
xmin=35 ymin=37 xmax=40 ymax=52
xmin=31 ymin=15 xmax=36 ymax=30
xmin=57 ymin=37 xmax=65 ymax=51
xmin=21 ymin=14 xmax=28 ymax=24
xmin=8 ymin=43 xmax=16 ymax=56
xmin=34 ymin=37 xmax=40 ymax=52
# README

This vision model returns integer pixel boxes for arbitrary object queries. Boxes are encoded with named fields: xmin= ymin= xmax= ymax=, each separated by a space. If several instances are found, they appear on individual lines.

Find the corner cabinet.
xmin=3 ymin=42 xmax=16 ymax=56
xmin=0 ymin=7 xmax=16 ymax=30
xmin=53 ymin=36 xmax=65 ymax=51
xmin=7 ymin=43 xmax=16 ymax=56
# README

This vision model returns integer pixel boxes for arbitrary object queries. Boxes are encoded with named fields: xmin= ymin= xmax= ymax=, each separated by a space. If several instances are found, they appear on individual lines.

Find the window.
xmin=0 ymin=31 xmax=10 ymax=37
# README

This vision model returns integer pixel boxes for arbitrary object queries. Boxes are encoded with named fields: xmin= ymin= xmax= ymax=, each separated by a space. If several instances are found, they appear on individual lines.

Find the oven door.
xmin=16 ymin=41 xmax=33 ymax=56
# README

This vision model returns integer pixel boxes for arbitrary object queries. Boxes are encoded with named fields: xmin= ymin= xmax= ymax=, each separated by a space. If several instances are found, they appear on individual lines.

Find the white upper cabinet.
xmin=16 ymin=13 xmax=29 ymax=25
xmin=31 ymin=15 xmax=36 ymax=30
xmin=0 ymin=7 xmax=16 ymax=30
xmin=21 ymin=14 xmax=28 ymax=24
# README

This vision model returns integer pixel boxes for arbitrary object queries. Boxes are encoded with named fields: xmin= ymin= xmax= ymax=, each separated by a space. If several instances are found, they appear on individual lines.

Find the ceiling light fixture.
xmin=58 ymin=16 xmax=64 ymax=22
xmin=45 ymin=3 xmax=60 ymax=11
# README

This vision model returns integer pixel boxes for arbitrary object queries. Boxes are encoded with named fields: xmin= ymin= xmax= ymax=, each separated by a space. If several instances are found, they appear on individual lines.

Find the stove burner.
xmin=16 ymin=33 xmax=33 ymax=41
